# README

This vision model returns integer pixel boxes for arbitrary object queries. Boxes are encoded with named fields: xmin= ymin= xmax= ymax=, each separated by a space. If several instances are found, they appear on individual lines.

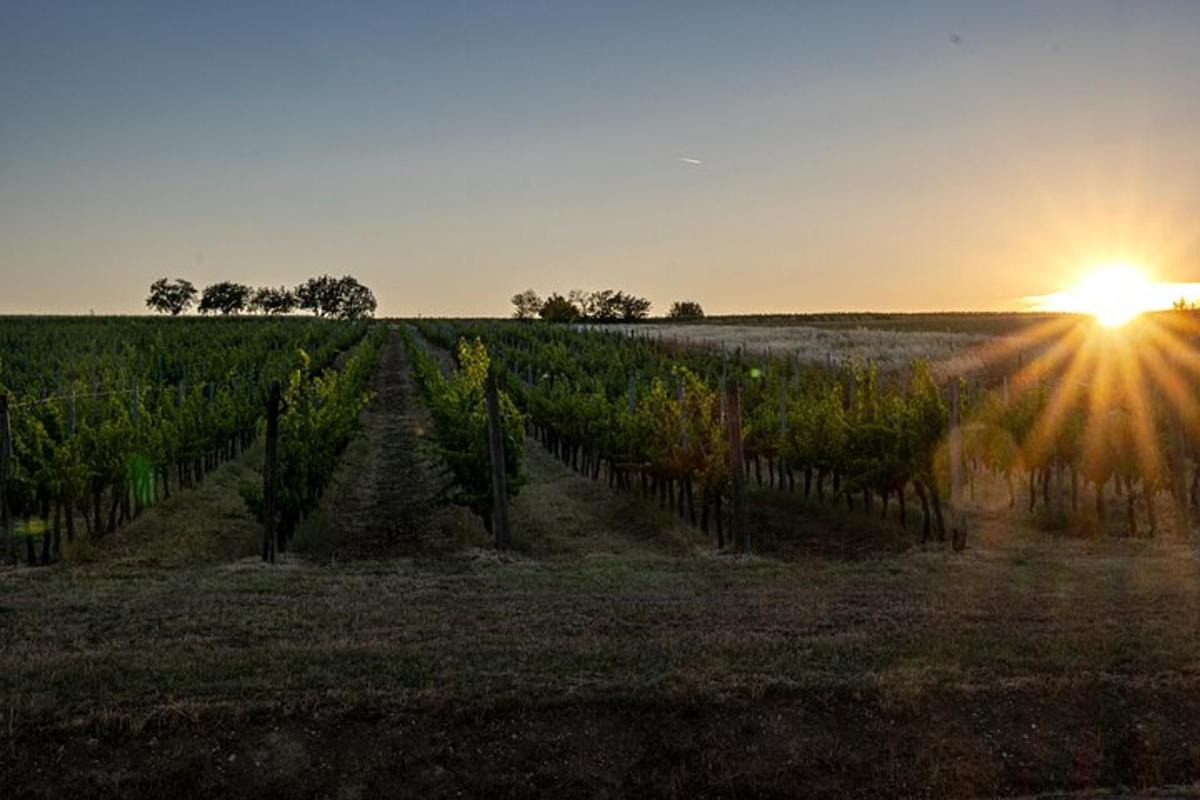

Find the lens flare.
xmin=1035 ymin=264 xmax=1166 ymax=327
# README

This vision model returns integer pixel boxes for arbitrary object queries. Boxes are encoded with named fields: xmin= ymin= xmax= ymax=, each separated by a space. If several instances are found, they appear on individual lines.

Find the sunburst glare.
xmin=1033 ymin=264 xmax=1169 ymax=327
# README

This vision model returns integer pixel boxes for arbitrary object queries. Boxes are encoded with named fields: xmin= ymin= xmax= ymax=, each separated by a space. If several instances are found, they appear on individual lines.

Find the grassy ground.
xmin=7 ymin=337 xmax=1200 ymax=797
xmin=7 ymin=468 xmax=1200 ymax=796
xmin=64 ymin=445 xmax=266 ymax=567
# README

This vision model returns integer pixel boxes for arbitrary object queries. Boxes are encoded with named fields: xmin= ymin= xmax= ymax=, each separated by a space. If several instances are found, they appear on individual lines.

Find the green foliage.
xmin=263 ymin=328 xmax=384 ymax=542
xmin=402 ymin=330 xmax=523 ymax=527
xmin=1 ymin=316 xmax=369 ymax=547
xmin=415 ymin=321 xmax=960 ymax=526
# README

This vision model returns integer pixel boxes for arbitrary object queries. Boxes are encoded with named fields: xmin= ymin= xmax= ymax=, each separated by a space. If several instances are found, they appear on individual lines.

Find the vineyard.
xmin=6 ymin=314 xmax=1200 ymax=797
xmin=0 ymin=317 xmax=377 ymax=565
xmin=413 ymin=316 xmax=1197 ymax=550
xmin=6 ymin=314 xmax=1190 ymax=567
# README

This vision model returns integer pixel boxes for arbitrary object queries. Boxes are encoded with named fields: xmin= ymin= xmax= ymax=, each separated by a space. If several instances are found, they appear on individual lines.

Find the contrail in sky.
xmin=677 ymin=157 xmax=703 ymax=165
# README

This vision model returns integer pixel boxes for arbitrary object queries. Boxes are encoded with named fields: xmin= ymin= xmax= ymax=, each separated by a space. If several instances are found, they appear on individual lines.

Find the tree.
xmin=615 ymin=291 xmax=651 ymax=321
xmin=198 ymin=282 xmax=252 ymax=315
xmin=295 ymin=275 xmax=337 ymax=316
xmin=331 ymin=276 xmax=377 ymax=320
xmin=511 ymin=289 xmax=543 ymax=320
xmin=540 ymin=293 xmax=581 ymax=323
xmin=570 ymin=289 xmax=593 ymax=318
xmin=667 ymin=301 xmax=704 ymax=320
xmin=581 ymin=289 xmax=651 ymax=322
xmin=585 ymin=289 xmax=619 ymax=321
xmin=145 ymin=278 xmax=197 ymax=316
xmin=249 ymin=286 xmax=297 ymax=315
xmin=530 ymin=287 xmax=651 ymax=322
xmin=294 ymin=275 xmax=376 ymax=319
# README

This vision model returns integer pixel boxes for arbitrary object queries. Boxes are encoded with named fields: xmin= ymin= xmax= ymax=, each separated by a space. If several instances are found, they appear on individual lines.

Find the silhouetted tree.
xmin=145 ymin=278 xmax=197 ymax=315
xmin=249 ymin=286 xmax=298 ymax=314
xmin=198 ymin=281 xmax=252 ymax=315
xmin=530 ymin=288 xmax=652 ymax=322
xmin=569 ymin=289 xmax=591 ymax=316
xmin=511 ymin=289 xmax=543 ymax=320
xmin=295 ymin=275 xmax=338 ymax=316
xmin=584 ymin=289 xmax=618 ymax=320
xmin=615 ymin=291 xmax=651 ymax=321
xmin=540 ymin=293 xmax=581 ymax=323
xmin=667 ymin=301 xmax=705 ymax=320
xmin=294 ymin=275 xmax=375 ymax=318
xmin=331 ymin=276 xmax=377 ymax=320
xmin=578 ymin=289 xmax=651 ymax=321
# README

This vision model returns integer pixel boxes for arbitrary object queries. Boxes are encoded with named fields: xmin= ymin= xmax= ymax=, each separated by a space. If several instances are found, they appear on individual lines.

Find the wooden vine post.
xmin=719 ymin=349 xmax=728 ymax=424
xmin=485 ymin=366 xmax=512 ymax=551
xmin=949 ymin=378 xmax=968 ymax=551
xmin=726 ymin=380 xmax=747 ymax=553
xmin=0 ymin=394 xmax=13 ymax=566
xmin=1170 ymin=403 xmax=1190 ymax=535
xmin=778 ymin=374 xmax=788 ymax=436
xmin=1168 ymin=352 xmax=1191 ymax=535
xmin=261 ymin=380 xmax=280 ymax=564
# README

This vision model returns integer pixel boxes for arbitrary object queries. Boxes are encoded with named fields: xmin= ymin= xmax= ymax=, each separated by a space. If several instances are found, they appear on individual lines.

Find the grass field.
xmin=685 ymin=312 xmax=1073 ymax=336
xmin=606 ymin=321 xmax=999 ymax=376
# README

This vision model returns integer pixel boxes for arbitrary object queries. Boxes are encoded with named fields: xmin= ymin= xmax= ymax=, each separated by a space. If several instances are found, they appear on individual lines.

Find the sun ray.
xmin=1132 ymin=319 xmax=1200 ymax=461
xmin=1003 ymin=319 xmax=1092 ymax=400
xmin=1080 ymin=324 xmax=1119 ymax=486
xmin=1138 ymin=315 xmax=1200 ymax=388
xmin=1109 ymin=333 xmax=1170 ymax=499
xmin=947 ymin=314 xmax=1082 ymax=380
xmin=1023 ymin=328 xmax=1100 ymax=465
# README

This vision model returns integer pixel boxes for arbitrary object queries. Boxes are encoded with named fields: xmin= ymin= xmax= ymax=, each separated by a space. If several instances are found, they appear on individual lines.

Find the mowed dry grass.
xmin=6 ymin=520 xmax=1200 ymax=795
xmin=602 ymin=321 xmax=1003 ymax=377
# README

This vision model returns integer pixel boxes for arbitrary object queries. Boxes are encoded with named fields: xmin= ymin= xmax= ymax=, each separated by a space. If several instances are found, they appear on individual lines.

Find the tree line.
xmin=511 ymin=289 xmax=706 ymax=323
xmin=146 ymin=275 xmax=377 ymax=320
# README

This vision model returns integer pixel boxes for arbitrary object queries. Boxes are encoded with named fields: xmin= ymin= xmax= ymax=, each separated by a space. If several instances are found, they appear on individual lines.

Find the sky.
xmin=2 ymin=1 xmax=1199 ymax=317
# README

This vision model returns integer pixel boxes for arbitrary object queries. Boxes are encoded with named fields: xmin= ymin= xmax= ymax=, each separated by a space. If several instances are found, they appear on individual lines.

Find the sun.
xmin=1041 ymin=264 xmax=1161 ymax=327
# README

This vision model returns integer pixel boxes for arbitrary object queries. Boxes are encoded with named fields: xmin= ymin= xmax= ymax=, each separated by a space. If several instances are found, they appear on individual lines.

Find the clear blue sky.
xmin=2 ymin=1 xmax=1198 ymax=315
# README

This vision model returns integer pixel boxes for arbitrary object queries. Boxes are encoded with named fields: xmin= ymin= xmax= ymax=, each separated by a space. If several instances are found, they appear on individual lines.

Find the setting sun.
xmin=1036 ymin=264 xmax=1167 ymax=327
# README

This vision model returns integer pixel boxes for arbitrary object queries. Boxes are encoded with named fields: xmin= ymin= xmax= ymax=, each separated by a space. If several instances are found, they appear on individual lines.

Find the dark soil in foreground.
xmin=9 ymin=681 xmax=1200 ymax=799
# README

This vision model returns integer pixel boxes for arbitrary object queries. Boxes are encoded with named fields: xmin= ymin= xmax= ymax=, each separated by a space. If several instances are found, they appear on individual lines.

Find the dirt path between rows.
xmin=298 ymin=326 xmax=479 ymax=559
